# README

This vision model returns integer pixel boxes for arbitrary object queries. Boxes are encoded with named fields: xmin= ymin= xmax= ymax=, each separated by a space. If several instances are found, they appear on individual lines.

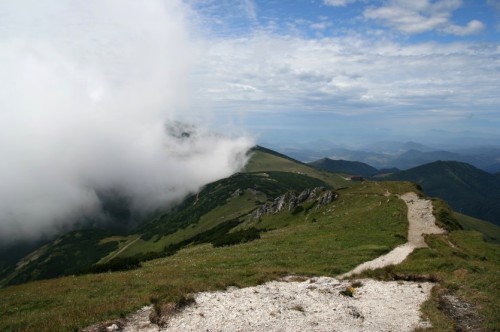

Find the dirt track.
xmin=114 ymin=192 xmax=445 ymax=332
xmin=339 ymin=192 xmax=445 ymax=278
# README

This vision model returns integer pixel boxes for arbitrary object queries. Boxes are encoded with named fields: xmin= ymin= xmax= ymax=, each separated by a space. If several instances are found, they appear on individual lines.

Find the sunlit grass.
xmin=116 ymin=190 xmax=262 ymax=258
xmin=244 ymin=149 xmax=351 ymax=188
xmin=398 ymin=232 xmax=500 ymax=331
xmin=454 ymin=212 xmax=500 ymax=244
xmin=357 ymin=204 xmax=500 ymax=331
xmin=0 ymin=182 xmax=408 ymax=331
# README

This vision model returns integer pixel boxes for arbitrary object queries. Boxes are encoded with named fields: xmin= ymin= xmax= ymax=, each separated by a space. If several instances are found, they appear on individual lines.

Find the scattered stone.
xmin=80 ymin=319 xmax=125 ymax=332
xmin=438 ymin=293 xmax=483 ymax=331
xmin=106 ymin=324 xmax=120 ymax=331
xmin=162 ymin=277 xmax=433 ymax=332
xmin=252 ymin=187 xmax=337 ymax=219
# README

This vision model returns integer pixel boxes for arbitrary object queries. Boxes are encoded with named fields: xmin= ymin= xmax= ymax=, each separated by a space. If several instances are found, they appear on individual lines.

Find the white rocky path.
xmin=338 ymin=192 xmax=445 ymax=278
xmin=106 ymin=192 xmax=446 ymax=332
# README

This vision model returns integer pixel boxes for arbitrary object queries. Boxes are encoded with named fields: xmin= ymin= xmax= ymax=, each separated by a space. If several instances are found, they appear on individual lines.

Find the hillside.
xmin=0 ymin=229 xmax=118 ymax=287
xmin=308 ymin=158 xmax=378 ymax=177
xmin=0 ymin=178 xmax=423 ymax=331
xmin=385 ymin=160 xmax=500 ymax=226
xmin=244 ymin=146 xmax=351 ymax=188
xmin=454 ymin=212 xmax=500 ymax=244
xmin=485 ymin=162 xmax=500 ymax=173
xmin=0 ymin=148 xmax=499 ymax=331
xmin=0 ymin=147 xmax=350 ymax=287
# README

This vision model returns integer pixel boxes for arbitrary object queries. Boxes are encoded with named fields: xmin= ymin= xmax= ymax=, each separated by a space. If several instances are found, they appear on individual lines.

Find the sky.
xmin=185 ymin=0 xmax=500 ymax=148
xmin=0 ymin=0 xmax=253 ymax=241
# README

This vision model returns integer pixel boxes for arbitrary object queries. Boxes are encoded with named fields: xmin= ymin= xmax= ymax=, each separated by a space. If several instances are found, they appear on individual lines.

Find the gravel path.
xmin=401 ymin=192 xmax=445 ymax=248
xmin=163 ymin=277 xmax=433 ymax=332
xmin=339 ymin=192 xmax=445 ymax=278
xmin=114 ymin=192 xmax=444 ymax=332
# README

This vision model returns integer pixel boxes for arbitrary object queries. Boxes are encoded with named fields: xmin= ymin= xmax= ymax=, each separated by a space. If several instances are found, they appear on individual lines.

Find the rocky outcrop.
xmin=252 ymin=187 xmax=337 ymax=219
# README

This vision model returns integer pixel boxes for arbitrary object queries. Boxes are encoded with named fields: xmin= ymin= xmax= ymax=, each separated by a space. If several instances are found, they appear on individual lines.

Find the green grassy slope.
xmin=106 ymin=146 xmax=353 ymax=261
xmin=113 ymin=171 xmax=331 ymax=259
xmin=360 ymin=231 xmax=500 ymax=331
xmin=245 ymin=146 xmax=351 ymax=188
xmin=1 ymin=146 xmax=343 ymax=287
xmin=0 ymin=181 xmax=412 ymax=331
xmin=1 ymin=148 xmax=498 ymax=331
xmin=0 ymin=230 xmax=120 ymax=287
xmin=454 ymin=212 xmax=500 ymax=244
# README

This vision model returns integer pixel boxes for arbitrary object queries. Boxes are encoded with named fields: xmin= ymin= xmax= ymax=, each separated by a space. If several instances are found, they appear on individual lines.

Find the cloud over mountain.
xmin=0 ymin=0 xmax=254 ymax=241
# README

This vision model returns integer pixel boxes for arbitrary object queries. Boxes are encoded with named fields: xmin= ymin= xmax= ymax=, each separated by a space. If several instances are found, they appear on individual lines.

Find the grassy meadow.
xmin=1 ymin=145 xmax=497 ymax=331
xmin=356 ymin=208 xmax=500 ymax=331
xmin=0 ymin=182 xmax=408 ymax=331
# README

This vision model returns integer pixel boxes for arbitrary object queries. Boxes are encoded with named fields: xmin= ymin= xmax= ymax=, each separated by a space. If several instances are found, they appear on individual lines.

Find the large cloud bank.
xmin=0 ymin=0 xmax=254 ymax=241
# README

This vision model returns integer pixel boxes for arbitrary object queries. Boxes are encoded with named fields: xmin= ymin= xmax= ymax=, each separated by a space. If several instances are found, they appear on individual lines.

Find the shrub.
xmin=340 ymin=285 xmax=356 ymax=297
xmin=211 ymin=228 xmax=261 ymax=247
xmin=79 ymin=257 xmax=142 ymax=274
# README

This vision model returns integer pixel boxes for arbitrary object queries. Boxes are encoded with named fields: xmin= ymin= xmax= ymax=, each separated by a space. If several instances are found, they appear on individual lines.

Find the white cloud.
xmin=364 ymin=0 xmax=484 ymax=35
xmin=186 ymin=0 xmax=259 ymax=36
xmin=243 ymin=0 xmax=257 ymax=20
xmin=310 ymin=22 xmax=330 ymax=30
xmin=193 ymin=33 xmax=500 ymax=121
xmin=443 ymin=20 xmax=485 ymax=36
xmin=0 ymin=0 xmax=254 ymax=241
xmin=324 ymin=0 xmax=357 ymax=6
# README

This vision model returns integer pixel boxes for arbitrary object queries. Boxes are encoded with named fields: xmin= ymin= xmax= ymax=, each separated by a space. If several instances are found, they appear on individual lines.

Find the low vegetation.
xmin=211 ymin=227 xmax=262 ymax=247
xmin=1 ymin=229 xmax=119 ymax=287
xmin=1 ymin=148 xmax=498 ymax=331
xmin=0 ymin=181 xmax=408 ymax=331
xmin=454 ymin=212 xmax=500 ymax=244
xmin=79 ymin=257 xmax=142 ymax=274
xmin=356 ymin=201 xmax=500 ymax=331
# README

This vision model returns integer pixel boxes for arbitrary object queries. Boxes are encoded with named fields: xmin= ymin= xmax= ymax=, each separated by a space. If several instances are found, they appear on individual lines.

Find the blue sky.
xmin=185 ymin=0 xmax=500 ymax=148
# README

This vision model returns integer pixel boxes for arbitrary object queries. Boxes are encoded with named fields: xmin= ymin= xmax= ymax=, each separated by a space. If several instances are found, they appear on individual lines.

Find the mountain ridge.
xmin=280 ymin=143 xmax=500 ymax=171
xmin=385 ymin=160 xmax=500 ymax=226
xmin=308 ymin=158 xmax=379 ymax=177
xmin=0 ymin=146 xmax=499 ymax=331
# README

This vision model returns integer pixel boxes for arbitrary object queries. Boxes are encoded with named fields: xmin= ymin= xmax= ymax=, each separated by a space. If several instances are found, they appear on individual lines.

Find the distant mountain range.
xmin=385 ymin=161 xmax=500 ymax=227
xmin=308 ymin=157 xmax=500 ymax=227
xmin=308 ymin=158 xmax=379 ymax=177
xmin=279 ymin=141 xmax=500 ymax=172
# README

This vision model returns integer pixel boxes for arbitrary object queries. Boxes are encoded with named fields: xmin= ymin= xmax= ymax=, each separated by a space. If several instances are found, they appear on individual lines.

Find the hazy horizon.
xmin=187 ymin=0 xmax=500 ymax=148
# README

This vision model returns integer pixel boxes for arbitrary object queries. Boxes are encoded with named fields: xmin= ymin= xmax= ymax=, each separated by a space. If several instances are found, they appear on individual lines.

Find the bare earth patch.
xmin=118 ymin=277 xmax=433 ymax=332
xmin=438 ymin=293 xmax=483 ymax=332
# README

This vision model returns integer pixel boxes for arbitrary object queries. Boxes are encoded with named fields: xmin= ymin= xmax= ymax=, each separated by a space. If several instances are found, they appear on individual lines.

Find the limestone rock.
xmin=252 ymin=187 xmax=337 ymax=219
